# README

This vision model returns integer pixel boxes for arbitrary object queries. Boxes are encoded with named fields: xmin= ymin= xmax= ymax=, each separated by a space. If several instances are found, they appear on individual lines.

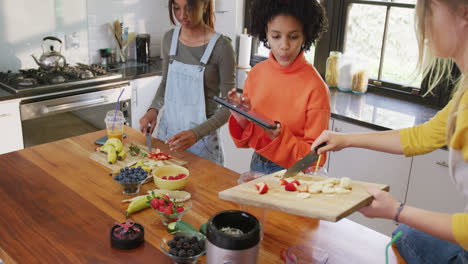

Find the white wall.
xmin=0 ymin=0 xmax=89 ymax=71
xmin=0 ymin=0 xmax=243 ymax=71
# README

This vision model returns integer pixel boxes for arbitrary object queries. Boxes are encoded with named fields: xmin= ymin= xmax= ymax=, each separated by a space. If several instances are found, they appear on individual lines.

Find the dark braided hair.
xmin=249 ymin=0 xmax=328 ymax=51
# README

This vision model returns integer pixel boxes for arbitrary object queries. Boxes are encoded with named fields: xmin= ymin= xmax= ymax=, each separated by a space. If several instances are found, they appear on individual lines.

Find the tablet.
xmin=213 ymin=96 xmax=277 ymax=129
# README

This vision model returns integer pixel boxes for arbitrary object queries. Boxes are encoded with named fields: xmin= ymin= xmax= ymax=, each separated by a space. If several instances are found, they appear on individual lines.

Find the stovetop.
xmin=0 ymin=64 xmax=123 ymax=94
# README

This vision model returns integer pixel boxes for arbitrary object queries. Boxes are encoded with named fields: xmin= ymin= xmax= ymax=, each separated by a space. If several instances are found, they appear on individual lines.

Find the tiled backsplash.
xmin=0 ymin=0 xmax=244 ymax=71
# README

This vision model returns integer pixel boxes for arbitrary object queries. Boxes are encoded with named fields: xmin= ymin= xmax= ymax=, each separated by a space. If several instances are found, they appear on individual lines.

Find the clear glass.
xmin=344 ymin=4 xmax=386 ymax=80
xmin=381 ymin=7 xmax=422 ymax=87
xmin=153 ymin=199 xmax=192 ymax=225
xmin=160 ymin=230 xmax=206 ymax=264
xmin=113 ymin=175 xmax=146 ymax=195
xmin=285 ymin=244 xmax=328 ymax=264
xmin=238 ymin=171 xmax=267 ymax=240
xmin=105 ymin=110 xmax=125 ymax=141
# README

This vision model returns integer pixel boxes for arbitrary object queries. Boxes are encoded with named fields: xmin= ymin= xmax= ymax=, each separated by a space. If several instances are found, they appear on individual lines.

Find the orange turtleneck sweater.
xmin=229 ymin=51 xmax=330 ymax=169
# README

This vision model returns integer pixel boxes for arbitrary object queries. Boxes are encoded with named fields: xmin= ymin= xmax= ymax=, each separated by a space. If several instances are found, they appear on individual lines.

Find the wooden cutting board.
xmin=218 ymin=172 xmax=389 ymax=222
xmin=89 ymin=142 xmax=187 ymax=171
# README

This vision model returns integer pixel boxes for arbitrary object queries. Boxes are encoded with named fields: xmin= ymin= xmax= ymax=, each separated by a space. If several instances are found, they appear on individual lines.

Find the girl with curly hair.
xmin=312 ymin=0 xmax=468 ymax=262
xmin=227 ymin=0 xmax=330 ymax=174
xmin=139 ymin=0 xmax=236 ymax=165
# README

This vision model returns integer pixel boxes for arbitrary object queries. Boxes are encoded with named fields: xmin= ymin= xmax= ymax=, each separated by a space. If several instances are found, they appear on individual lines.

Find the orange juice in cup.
xmin=105 ymin=110 xmax=125 ymax=142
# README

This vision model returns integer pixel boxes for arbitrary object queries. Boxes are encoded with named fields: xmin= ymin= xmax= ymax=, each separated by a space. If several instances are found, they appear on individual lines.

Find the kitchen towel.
xmin=238 ymin=29 xmax=252 ymax=68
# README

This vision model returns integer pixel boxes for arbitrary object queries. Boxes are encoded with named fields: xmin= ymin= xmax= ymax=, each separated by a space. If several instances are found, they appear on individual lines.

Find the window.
xmin=341 ymin=0 xmax=422 ymax=93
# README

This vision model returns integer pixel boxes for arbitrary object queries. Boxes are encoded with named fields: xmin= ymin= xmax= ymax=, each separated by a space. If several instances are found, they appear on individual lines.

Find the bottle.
xmin=99 ymin=49 xmax=108 ymax=66
xmin=352 ymin=59 xmax=369 ymax=94
xmin=325 ymin=51 xmax=341 ymax=88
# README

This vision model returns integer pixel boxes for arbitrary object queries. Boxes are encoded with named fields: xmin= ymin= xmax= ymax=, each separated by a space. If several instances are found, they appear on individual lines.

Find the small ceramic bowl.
xmin=152 ymin=199 xmax=192 ymax=226
xmin=160 ymin=230 xmax=206 ymax=264
xmin=153 ymin=165 xmax=189 ymax=190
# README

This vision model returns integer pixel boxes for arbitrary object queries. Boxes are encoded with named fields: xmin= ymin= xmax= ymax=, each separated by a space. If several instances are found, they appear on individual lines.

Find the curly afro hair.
xmin=249 ymin=0 xmax=328 ymax=51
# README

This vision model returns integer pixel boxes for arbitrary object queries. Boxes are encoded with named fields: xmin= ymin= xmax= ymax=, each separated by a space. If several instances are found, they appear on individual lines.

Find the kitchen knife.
xmin=282 ymin=142 xmax=326 ymax=179
xmin=146 ymin=126 xmax=152 ymax=153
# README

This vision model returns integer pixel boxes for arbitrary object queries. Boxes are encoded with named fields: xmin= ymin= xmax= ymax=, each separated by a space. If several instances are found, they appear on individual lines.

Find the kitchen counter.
xmin=0 ymin=59 xmax=440 ymax=132
xmin=0 ymin=127 xmax=405 ymax=263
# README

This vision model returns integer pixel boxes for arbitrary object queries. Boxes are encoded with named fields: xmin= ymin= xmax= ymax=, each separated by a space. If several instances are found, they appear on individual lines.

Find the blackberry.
xmin=169 ymin=248 xmax=178 ymax=256
xmin=187 ymin=249 xmax=195 ymax=256
xmin=175 ymin=241 xmax=183 ymax=249
xmin=178 ymin=249 xmax=187 ymax=257
xmin=183 ymin=242 xmax=191 ymax=249
xmin=168 ymin=239 xmax=176 ymax=248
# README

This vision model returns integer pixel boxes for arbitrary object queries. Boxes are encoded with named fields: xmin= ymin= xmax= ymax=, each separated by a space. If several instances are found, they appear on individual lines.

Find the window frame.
xmin=243 ymin=0 xmax=448 ymax=107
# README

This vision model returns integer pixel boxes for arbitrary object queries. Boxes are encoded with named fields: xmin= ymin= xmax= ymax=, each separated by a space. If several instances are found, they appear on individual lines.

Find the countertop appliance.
xmin=0 ymin=64 xmax=131 ymax=148
xmin=206 ymin=210 xmax=260 ymax=264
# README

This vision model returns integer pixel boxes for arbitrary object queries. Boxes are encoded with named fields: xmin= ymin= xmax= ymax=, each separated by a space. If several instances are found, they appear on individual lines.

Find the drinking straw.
xmin=112 ymin=88 xmax=126 ymax=130
xmin=314 ymin=154 xmax=322 ymax=175
xmin=386 ymin=231 xmax=402 ymax=264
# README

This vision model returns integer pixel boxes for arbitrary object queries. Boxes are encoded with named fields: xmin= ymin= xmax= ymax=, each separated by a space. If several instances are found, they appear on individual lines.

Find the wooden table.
xmin=0 ymin=127 xmax=405 ymax=263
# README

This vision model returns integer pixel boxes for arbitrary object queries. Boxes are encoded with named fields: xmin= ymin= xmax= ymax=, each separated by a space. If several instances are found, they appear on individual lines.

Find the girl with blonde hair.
xmin=311 ymin=0 xmax=468 ymax=262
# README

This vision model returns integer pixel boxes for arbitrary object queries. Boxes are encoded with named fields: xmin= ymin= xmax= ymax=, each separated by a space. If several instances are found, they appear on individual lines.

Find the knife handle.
xmin=146 ymin=125 xmax=151 ymax=134
xmin=314 ymin=142 xmax=327 ymax=154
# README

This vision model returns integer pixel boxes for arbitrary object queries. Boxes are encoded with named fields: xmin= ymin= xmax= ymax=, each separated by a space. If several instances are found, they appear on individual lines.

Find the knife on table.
xmin=282 ymin=142 xmax=327 ymax=179
xmin=146 ymin=126 xmax=152 ymax=153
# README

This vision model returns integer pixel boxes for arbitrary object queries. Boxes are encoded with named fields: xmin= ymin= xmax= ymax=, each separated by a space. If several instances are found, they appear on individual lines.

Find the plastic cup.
xmin=285 ymin=244 xmax=328 ymax=264
xmin=105 ymin=110 xmax=125 ymax=141
xmin=238 ymin=171 xmax=267 ymax=240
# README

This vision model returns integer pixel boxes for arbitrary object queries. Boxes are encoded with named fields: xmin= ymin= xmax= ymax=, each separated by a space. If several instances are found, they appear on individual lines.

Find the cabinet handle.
xmin=436 ymin=161 xmax=448 ymax=167
xmin=0 ymin=113 xmax=11 ymax=118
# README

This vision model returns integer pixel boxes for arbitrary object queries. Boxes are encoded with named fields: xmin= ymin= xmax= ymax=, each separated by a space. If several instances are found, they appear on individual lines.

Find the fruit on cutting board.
xmin=254 ymin=182 xmax=269 ymax=194
xmin=105 ymin=138 xmax=123 ymax=152
xmin=100 ymin=144 xmax=117 ymax=164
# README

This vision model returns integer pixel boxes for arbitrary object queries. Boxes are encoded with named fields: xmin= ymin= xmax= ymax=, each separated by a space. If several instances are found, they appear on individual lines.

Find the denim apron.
xmin=157 ymin=26 xmax=224 ymax=165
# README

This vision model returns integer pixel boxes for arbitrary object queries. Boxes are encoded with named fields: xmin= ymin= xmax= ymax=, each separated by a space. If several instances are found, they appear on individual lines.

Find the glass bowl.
xmin=113 ymin=174 xmax=148 ymax=195
xmin=285 ymin=244 xmax=328 ymax=264
xmin=152 ymin=199 xmax=192 ymax=225
xmin=160 ymin=230 xmax=206 ymax=264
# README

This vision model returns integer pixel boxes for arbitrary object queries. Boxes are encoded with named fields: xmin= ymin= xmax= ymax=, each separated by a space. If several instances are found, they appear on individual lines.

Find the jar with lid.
xmin=99 ymin=49 xmax=108 ymax=66
xmin=351 ymin=58 xmax=369 ymax=94
xmin=337 ymin=54 xmax=353 ymax=92
xmin=325 ymin=51 xmax=341 ymax=88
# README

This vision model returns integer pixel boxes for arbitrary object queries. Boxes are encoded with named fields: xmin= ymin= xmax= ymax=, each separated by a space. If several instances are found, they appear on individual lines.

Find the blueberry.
xmin=178 ymin=249 xmax=187 ymax=257
xmin=137 ymin=166 xmax=142 ymax=170
xmin=125 ymin=167 xmax=129 ymax=171
xmin=169 ymin=248 xmax=178 ymax=256
xmin=120 ymin=168 xmax=124 ymax=172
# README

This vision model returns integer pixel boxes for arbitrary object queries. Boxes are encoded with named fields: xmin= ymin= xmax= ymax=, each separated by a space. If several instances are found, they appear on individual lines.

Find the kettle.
xmin=32 ymin=36 xmax=66 ymax=70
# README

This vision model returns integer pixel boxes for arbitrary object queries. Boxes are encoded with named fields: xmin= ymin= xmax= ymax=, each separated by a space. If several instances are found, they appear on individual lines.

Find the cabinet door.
xmin=0 ymin=100 xmax=23 ymax=154
xmin=131 ymin=76 xmax=162 ymax=132
xmin=220 ymin=124 xmax=254 ymax=173
xmin=328 ymin=119 xmax=412 ymax=236
xmin=406 ymin=149 xmax=465 ymax=213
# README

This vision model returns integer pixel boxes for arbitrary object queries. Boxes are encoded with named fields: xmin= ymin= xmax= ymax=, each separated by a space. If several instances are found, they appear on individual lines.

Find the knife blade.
xmin=146 ymin=126 xmax=152 ymax=153
xmin=282 ymin=142 xmax=326 ymax=179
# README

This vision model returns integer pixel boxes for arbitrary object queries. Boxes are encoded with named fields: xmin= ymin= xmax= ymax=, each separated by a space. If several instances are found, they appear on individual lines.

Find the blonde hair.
xmin=415 ymin=0 xmax=468 ymax=142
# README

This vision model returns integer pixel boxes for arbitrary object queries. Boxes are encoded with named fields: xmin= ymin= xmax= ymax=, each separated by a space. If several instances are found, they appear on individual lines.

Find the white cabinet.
xmin=406 ymin=149 xmax=465 ymax=213
xmin=0 ymin=100 xmax=23 ymax=154
xmin=130 ymin=76 xmax=162 ymax=134
xmin=220 ymin=124 xmax=254 ymax=173
xmin=328 ymin=119 xmax=412 ymax=236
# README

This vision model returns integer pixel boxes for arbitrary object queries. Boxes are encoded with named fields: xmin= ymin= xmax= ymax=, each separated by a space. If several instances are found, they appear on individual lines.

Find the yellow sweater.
xmin=400 ymin=90 xmax=468 ymax=250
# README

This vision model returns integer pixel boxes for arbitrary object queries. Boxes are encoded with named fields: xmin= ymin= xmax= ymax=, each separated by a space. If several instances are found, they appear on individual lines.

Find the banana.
xmin=130 ymin=159 xmax=151 ymax=173
xmin=104 ymin=138 xmax=123 ymax=153
xmin=100 ymin=144 xmax=117 ymax=164
xmin=117 ymin=149 xmax=126 ymax=161
xmin=125 ymin=196 xmax=150 ymax=218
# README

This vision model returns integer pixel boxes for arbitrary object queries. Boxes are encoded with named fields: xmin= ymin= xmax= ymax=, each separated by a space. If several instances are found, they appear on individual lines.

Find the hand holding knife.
xmin=282 ymin=142 xmax=327 ymax=179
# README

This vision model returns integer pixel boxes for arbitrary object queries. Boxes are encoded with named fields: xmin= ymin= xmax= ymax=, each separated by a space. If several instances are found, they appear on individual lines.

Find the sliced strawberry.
xmin=279 ymin=179 xmax=288 ymax=186
xmin=297 ymin=185 xmax=309 ymax=193
xmin=255 ymin=183 xmax=262 ymax=190
xmin=285 ymin=182 xmax=298 ymax=192
xmin=162 ymin=176 xmax=167 ymax=180
xmin=258 ymin=182 xmax=269 ymax=194
xmin=291 ymin=180 xmax=301 ymax=186
xmin=169 ymin=176 xmax=175 ymax=180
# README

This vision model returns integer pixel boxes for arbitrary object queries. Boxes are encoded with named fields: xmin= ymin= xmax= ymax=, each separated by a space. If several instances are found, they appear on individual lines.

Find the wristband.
xmin=393 ymin=202 xmax=405 ymax=224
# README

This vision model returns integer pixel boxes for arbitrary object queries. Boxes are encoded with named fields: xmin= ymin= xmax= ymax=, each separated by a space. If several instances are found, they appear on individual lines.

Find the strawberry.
xmin=279 ymin=179 xmax=288 ymax=186
xmin=150 ymin=198 xmax=159 ymax=209
xmin=280 ymin=249 xmax=287 ymax=262
xmin=255 ymin=183 xmax=262 ymax=190
xmin=167 ymin=202 xmax=174 ymax=207
xmin=169 ymin=176 xmax=174 ymax=180
xmin=291 ymin=180 xmax=301 ymax=186
xmin=158 ymin=205 xmax=165 ymax=212
xmin=297 ymin=185 xmax=309 ymax=193
xmin=163 ymin=194 xmax=171 ymax=201
xmin=257 ymin=182 xmax=269 ymax=194
xmin=285 ymin=182 xmax=298 ymax=192
xmin=162 ymin=176 xmax=167 ymax=180
xmin=176 ymin=206 xmax=184 ymax=213
xmin=164 ymin=206 xmax=173 ymax=215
